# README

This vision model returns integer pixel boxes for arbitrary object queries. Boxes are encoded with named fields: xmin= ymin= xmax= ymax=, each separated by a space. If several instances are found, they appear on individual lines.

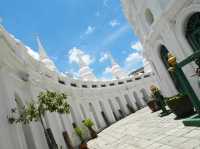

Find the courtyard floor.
xmin=88 ymin=108 xmax=200 ymax=149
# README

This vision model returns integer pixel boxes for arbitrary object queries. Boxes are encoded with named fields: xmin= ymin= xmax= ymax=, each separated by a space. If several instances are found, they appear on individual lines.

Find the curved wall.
xmin=0 ymin=25 xmax=156 ymax=148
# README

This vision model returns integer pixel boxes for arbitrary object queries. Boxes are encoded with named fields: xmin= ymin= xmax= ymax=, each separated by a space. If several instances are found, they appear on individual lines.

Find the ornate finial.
xmin=36 ymin=35 xmax=49 ymax=60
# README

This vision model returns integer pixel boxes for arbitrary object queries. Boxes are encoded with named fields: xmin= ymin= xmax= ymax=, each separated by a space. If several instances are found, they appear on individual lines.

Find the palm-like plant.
xmin=82 ymin=118 xmax=94 ymax=128
xmin=8 ymin=90 xmax=70 ymax=149
xmin=82 ymin=118 xmax=97 ymax=139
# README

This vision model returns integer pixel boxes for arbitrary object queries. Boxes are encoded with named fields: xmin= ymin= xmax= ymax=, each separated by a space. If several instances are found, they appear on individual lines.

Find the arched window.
xmin=145 ymin=8 xmax=154 ymax=25
xmin=185 ymin=12 xmax=200 ymax=52
xmin=160 ymin=45 xmax=183 ymax=92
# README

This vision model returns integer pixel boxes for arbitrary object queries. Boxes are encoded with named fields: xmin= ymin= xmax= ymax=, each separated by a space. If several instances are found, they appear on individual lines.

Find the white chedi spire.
xmin=108 ymin=53 xmax=128 ymax=79
xmin=36 ymin=36 xmax=57 ymax=72
xmin=77 ymin=53 xmax=97 ymax=81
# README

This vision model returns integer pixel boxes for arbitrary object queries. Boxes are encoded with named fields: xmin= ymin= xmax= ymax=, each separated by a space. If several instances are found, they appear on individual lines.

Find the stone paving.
xmin=88 ymin=108 xmax=200 ymax=149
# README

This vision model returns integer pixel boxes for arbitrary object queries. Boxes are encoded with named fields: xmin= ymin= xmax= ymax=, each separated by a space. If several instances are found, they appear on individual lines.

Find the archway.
xmin=185 ymin=12 xmax=200 ymax=52
xmin=133 ymin=91 xmax=143 ymax=109
xmin=89 ymin=102 xmax=101 ymax=129
xmin=108 ymin=99 xmax=118 ymax=121
xmin=69 ymin=105 xmax=78 ymax=126
xmin=140 ymin=88 xmax=149 ymax=103
xmin=115 ymin=97 xmax=126 ymax=117
xmin=15 ymin=93 xmax=36 ymax=149
xmin=160 ymin=45 xmax=184 ymax=93
xmin=124 ymin=94 xmax=135 ymax=113
xmin=80 ymin=104 xmax=87 ymax=120
xmin=99 ymin=101 xmax=110 ymax=126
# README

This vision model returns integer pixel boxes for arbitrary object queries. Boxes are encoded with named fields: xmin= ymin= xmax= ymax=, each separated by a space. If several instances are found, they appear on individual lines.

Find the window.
xmin=109 ymin=83 xmax=115 ymax=86
xmin=126 ymin=79 xmax=133 ymax=83
xmin=82 ymin=85 xmax=87 ymax=88
xmin=118 ymin=81 xmax=124 ymax=85
xmin=92 ymin=85 xmax=97 ymax=88
xmin=70 ymin=83 xmax=77 ymax=87
xmin=101 ymin=84 xmax=106 ymax=87
xmin=145 ymin=8 xmax=154 ymax=25
xmin=58 ymin=79 xmax=65 ymax=85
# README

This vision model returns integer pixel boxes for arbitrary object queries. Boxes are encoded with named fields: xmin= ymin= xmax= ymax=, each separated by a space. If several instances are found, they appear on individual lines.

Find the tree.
xmin=8 ymin=90 xmax=70 ymax=149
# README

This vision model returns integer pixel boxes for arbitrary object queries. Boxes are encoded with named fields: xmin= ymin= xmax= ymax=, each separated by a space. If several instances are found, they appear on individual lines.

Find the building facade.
xmin=122 ymin=0 xmax=200 ymax=99
xmin=0 ymin=24 xmax=156 ymax=148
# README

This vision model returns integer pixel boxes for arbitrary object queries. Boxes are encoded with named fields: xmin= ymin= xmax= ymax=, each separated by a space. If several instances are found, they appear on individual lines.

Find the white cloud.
xmin=85 ymin=26 xmax=95 ymax=35
xmin=99 ymin=53 xmax=109 ymax=63
xmin=109 ymin=20 xmax=120 ymax=27
xmin=104 ymin=67 xmax=112 ymax=74
xmin=131 ymin=41 xmax=143 ymax=52
xmin=26 ymin=46 xmax=39 ymax=60
xmin=123 ymin=51 xmax=144 ymax=73
xmin=68 ymin=47 xmax=94 ymax=65
xmin=100 ymin=66 xmax=113 ymax=81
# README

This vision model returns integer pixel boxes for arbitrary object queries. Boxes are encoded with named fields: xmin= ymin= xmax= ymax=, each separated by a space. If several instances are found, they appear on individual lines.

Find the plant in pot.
xmin=82 ymin=118 xmax=98 ymax=139
xmin=147 ymin=85 xmax=161 ymax=112
xmin=7 ymin=90 xmax=70 ymax=149
xmin=147 ymin=96 xmax=160 ymax=112
xmin=166 ymin=93 xmax=194 ymax=119
xmin=74 ymin=126 xmax=88 ymax=149
xmin=150 ymin=85 xmax=170 ymax=117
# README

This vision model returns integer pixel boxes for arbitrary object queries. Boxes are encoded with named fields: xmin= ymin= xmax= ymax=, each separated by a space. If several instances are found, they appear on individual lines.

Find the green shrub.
xmin=82 ymin=118 xmax=94 ymax=128
xmin=74 ymin=127 xmax=84 ymax=142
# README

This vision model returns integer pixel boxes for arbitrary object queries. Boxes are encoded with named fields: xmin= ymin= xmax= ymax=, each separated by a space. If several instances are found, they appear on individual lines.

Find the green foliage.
xmin=9 ymin=90 xmax=70 ymax=124
xmin=74 ymin=127 xmax=84 ymax=142
xmin=82 ymin=118 xmax=94 ymax=128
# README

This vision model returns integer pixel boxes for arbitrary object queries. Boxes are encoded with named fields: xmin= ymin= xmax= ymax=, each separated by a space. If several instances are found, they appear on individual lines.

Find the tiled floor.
xmin=88 ymin=108 xmax=200 ymax=149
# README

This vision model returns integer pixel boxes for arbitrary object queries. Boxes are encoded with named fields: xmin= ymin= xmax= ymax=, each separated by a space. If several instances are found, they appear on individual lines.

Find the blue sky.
xmin=0 ymin=0 xmax=143 ymax=80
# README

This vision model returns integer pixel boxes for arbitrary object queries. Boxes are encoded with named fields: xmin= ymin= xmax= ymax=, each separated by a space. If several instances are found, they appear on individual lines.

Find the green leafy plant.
xmin=8 ymin=90 xmax=70 ymax=149
xmin=74 ymin=127 xmax=84 ymax=142
xmin=82 ymin=118 xmax=97 ymax=139
xmin=82 ymin=118 xmax=94 ymax=128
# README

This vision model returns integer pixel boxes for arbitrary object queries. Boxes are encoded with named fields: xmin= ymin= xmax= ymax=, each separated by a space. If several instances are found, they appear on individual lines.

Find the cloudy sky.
xmin=0 ymin=0 xmax=143 ymax=80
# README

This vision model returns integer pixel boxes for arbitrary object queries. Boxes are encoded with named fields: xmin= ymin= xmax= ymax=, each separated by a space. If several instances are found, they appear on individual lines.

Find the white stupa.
xmin=77 ymin=53 xmax=97 ymax=81
xmin=109 ymin=53 xmax=128 ymax=79
xmin=36 ymin=36 xmax=57 ymax=72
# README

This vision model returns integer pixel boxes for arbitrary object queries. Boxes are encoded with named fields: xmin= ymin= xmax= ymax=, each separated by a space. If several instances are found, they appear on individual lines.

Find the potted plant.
xmin=147 ymin=97 xmax=161 ymax=112
xmin=166 ymin=93 xmax=194 ymax=119
xmin=149 ymin=85 xmax=170 ymax=116
xmin=74 ymin=127 xmax=88 ymax=149
xmin=147 ymin=85 xmax=161 ymax=112
xmin=82 ymin=118 xmax=97 ymax=139
xmin=8 ymin=90 xmax=70 ymax=149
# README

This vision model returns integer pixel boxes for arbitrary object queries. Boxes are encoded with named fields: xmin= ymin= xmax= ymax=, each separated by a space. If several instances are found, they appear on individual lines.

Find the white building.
xmin=0 ymin=23 xmax=156 ymax=149
xmin=122 ymin=0 xmax=200 ymax=99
